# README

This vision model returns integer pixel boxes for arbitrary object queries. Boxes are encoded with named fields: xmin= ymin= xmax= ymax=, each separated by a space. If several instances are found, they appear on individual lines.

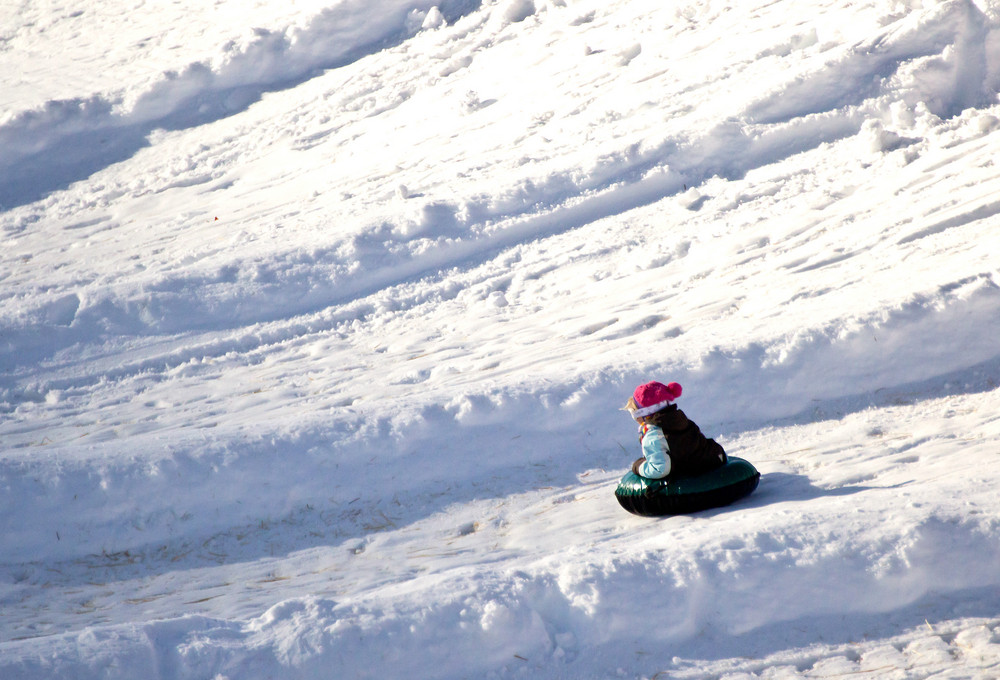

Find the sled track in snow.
xmin=0 ymin=0 xmax=485 ymax=210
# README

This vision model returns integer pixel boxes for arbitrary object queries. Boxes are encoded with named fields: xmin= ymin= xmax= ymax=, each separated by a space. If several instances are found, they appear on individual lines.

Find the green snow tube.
xmin=615 ymin=457 xmax=760 ymax=516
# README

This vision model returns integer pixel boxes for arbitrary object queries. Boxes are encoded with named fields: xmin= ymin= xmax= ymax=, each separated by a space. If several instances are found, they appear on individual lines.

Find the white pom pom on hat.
xmin=626 ymin=381 xmax=682 ymax=420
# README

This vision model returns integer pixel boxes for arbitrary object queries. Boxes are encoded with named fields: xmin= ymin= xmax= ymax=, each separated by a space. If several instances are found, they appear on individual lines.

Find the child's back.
xmin=626 ymin=381 xmax=726 ymax=479
xmin=644 ymin=404 xmax=725 ymax=476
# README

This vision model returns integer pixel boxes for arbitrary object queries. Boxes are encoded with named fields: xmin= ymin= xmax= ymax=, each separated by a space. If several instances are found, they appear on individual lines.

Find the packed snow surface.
xmin=3 ymin=0 xmax=1000 ymax=677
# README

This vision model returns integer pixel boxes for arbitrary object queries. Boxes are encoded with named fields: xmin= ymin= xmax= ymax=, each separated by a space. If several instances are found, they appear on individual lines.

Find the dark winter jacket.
xmin=639 ymin=404 xmax=726 ymax=477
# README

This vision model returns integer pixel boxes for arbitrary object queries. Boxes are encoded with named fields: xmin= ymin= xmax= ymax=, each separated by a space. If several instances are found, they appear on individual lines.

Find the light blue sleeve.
xmin=639 ymin=424 xmax=671 ymax=479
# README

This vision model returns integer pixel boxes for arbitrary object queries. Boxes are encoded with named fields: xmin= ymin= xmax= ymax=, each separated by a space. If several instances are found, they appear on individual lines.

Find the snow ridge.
xmin=0 ymin=0 xmax=480 ymax=209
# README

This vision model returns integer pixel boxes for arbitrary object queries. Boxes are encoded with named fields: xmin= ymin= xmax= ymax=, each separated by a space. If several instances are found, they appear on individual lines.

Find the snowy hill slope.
xmin=2 ymin=0 xmax=1000 ymax=677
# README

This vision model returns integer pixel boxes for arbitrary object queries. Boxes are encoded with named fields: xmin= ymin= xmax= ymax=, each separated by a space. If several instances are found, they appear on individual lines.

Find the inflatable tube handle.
xmin=643 ymin=480 xmax=667 ymax=497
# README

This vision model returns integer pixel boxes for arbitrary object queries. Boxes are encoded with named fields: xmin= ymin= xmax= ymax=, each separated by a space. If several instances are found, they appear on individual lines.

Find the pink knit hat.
xmin=627 ymin=381 xmax=682 ymax=420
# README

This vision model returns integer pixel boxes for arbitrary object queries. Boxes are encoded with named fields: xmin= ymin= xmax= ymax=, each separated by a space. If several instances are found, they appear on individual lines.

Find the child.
xmin=624 ymin=381 xmax=727 ymax=479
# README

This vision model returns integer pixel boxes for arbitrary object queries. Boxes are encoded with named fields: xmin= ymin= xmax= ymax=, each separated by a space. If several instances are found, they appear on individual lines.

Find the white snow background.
xmin=2 ymin=0 xmax=1000 ymax=677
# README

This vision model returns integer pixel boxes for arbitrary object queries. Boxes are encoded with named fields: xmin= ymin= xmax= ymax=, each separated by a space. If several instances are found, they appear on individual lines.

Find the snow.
xmin=2 ymin=0 xmax=1000 ymax=677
